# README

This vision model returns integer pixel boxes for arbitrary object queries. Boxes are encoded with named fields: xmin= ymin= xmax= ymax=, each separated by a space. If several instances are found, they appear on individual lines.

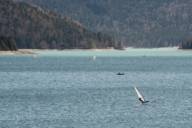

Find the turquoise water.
xmin=0 ymin=48 xmax=192 ymax=128
xmin=36 ymin=48 xmax=192 ymax=57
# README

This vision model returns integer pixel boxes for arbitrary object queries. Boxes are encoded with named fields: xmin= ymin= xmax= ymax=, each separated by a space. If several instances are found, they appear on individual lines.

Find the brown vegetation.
xmin=0 ymin=0 xmax=116 ymax=49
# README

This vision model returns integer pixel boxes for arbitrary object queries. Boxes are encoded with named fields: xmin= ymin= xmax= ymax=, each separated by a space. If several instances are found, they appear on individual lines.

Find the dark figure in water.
xmin=139 ymin=98 xmax=149 ymax=104
xmin=117 ymin=72 xmax=125 ymax=75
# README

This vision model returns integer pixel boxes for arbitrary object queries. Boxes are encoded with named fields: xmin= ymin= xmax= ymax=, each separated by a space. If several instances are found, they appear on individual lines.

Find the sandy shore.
xmin=0 ymin=47 xmax=184 ymax=56
xmin=0 ymin=49 xmax=35 ymax=55
xmin=0 ymin=48 xmax=115 ymax=55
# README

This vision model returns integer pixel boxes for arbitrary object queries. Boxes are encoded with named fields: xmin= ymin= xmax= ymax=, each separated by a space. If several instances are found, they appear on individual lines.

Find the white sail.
xmin=134 ymin=87 xmax=145 ymax=101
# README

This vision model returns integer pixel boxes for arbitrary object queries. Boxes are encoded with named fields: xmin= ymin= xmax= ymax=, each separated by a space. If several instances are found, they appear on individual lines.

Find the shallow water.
xmin=0 ymin=48 xmax=192 ymax=128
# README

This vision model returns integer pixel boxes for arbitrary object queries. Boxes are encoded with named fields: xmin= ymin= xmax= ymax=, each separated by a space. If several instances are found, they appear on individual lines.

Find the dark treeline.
xmin=0 ymin=0 xmax=117 ymax=50
xmin=180 ymin=39 xmax=192 ymax=49
xmin=0 ymin=37 xmax=17 ymax=51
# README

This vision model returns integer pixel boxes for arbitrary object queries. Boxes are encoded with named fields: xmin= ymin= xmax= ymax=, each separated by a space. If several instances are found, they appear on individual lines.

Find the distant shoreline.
xmin=0 ymin=48 xmax=116 ymax=55
xmin=0 ymin=49 xmax=35 ymax=55
xmin=0 ymin=47 xmax=189 ymax=56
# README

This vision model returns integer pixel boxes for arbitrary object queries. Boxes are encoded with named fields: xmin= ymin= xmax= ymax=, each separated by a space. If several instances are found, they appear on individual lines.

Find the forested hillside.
xmin=0 ymin=37 xmax=17 ymax=51
xmin=0 ymin=0 xmax=116 ymax=50
xmin=180 ymin=39 xmax=192 ymax=49
xmin=16 ymin=0 xmax=192 ymax=47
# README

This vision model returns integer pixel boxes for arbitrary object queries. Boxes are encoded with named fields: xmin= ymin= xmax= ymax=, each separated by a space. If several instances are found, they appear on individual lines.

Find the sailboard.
xmin=134 ymin=86 xmax=149 ymax=104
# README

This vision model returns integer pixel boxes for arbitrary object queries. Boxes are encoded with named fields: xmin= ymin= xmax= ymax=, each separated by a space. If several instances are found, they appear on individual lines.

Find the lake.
xmin=0 ymin=48 xmax=192 ymax=128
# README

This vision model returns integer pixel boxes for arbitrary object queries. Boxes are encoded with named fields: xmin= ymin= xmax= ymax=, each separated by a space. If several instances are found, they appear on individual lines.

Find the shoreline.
xmin=0 ymin=47 xmax=190 ymax=56
xmin=0 ymin=49 xmax=35 ymax=55
xmin=0 ymin=48 xmax=116 ymax=55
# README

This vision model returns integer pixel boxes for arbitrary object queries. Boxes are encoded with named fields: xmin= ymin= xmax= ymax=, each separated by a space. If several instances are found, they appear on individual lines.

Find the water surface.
xmin=0 ymin=48 xmax=192 ymax=128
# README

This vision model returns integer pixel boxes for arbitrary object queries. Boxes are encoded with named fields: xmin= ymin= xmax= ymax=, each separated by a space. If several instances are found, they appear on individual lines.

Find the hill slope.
xmin=16 ymin=0 xmax=192 ymax=47
xmin=0 ymin=37 xmax=17 ymax=51
xmin=0 ymin=0 xmax=115 ymax=49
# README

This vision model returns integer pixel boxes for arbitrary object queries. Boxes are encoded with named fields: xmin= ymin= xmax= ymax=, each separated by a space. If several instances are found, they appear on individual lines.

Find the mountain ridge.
xmin=0 ymin=0 xmax=116 ymax=50
xmin=16 ymin=0 xmax=192 ymax=47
